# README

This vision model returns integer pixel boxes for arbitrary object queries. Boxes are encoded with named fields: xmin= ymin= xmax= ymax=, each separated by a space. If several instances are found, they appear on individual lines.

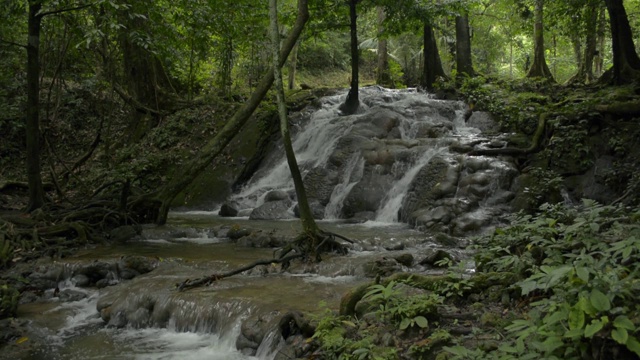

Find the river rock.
xmin=110 ymin=225 xmax=138 ymax=243
xmin=419 ymin=248 xmax=455 ymax=267
xmin=219 ymin=202 xmax=239 ymax=217
xmin=117 ymin=256 xmax=158 ymax=279
xmin=57 ymin=288 xmax=88 ymax=302
xmin=362 ymin=257 xmax=402 ymax=278
xmin=238 ymin=312 xmax=280 ymax=355
xmin=227 ymin=226 xmax=251 ymax=240
xmin=342 ymin=174 xmax=393 ymax=217
xmin=249 ymin=199 xmax=294 ymax=220
xmin=394 ymin=253 xmax=414 ymax=267
xmin=264 ymin=190 xmax=290 ymax=202
xmin=236 ymin=231 xmax=286 ymax=248
xmin=293 ymin=201 xmax=325 ymax=220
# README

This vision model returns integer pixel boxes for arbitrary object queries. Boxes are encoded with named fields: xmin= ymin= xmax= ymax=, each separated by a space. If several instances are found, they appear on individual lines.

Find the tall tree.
xmin=341 ymin=0 xmax=360 ymax=114
xmin=527 ymin=0 xmax=553 ymax=81
xmin=604 ymin=0 xmax=640 ymax=84
xmin=269 ymin=0 xmax=320 ymax=240
xmin=422 ymin=21 xmax=446 ymax=89
xmin=376 ymin=7 xmax=392 ymax=86
xmin=455 ymin=10 xmax=474 ymax=77
xmin=526 ymin=0 xmax=554 ymax=80
xmin=568 ymin=0 xmax=599 ymax=84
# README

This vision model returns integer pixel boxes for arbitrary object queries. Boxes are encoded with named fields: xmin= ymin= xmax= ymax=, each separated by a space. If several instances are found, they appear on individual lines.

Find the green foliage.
xmin=462 ymin=200 xmax=640 ymax=359
xmin=363 ymin=280 xmax=442 ymax=330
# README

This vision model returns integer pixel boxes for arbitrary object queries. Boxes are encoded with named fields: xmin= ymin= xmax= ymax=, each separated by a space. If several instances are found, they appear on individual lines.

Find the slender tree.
xmin=269 ymin=0 xmax=320 ymax=239
xmin=376 ymin=7 xmax=391 ymax=87
xmin=526 ymin=0 xmax=554 ymax=80
xmin=340 ymin=0 xmax=361 ymax=114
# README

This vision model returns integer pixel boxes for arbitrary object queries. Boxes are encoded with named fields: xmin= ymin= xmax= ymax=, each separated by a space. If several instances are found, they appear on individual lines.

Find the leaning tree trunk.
xmin=376 ymin=7 xmax=391 ymax=87
xmin=341 ymin=0 xmax=360 ymax=114
xmin=422 ymin=21 xmax=447 ymax=90
xmin=149 ymin=0 xmax=310 ymax=225
xmin=526 ymin=0 xmax=554 ymax=81
xmin=26 ymin=2 xmax=45 ymax=212
xmin=269 ymin=0 xmax=320 ymax=241
xmin=455 ymin=12 xmax=474 ymax=78
xmin=604 ymin=0 xmax=640 ymax=84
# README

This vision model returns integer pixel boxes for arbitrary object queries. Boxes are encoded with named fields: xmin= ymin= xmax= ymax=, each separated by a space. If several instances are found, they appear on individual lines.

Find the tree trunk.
xmin=341 ymin=0 xmax=360 ymax=114
xmin=595 ymin=7 xmax=606 ymax=77
xmin=569 ymin=2 xmax=598 ymax=84
xmin=376 ymin=7 xmax=391 ymax=87
xmin=455 ymin=12 xmax=474 ymax=77
xmin=422 ymin=22 xmax=446 ymax=90
xmin=26 ymin=2 xmax=45 ymax=212
xmin=288 ymin=40 xmax=299 ymax=90
xmin=526 ymin=0 xmax=554 ymax=81
xmin=150 ymin=0 xmax=309 ymax=225
xmin=269 ymin=0 xmax=319 ymax=238
xmin=604 ymin=0 xmax=640 ymax=84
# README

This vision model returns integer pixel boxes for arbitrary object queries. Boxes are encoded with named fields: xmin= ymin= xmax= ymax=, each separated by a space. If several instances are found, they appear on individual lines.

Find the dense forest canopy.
xmin=1 ymin=0 xmax=640 ymax=217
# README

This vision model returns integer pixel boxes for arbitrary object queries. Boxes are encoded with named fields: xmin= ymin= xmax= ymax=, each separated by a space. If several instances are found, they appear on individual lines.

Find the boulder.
xmin=419 ymin=248 xmax=455 ymax=267
xmin=110 ymin=225 xmax=138 ymax=243
xmin=249 ymin=200 xmax=294 ymax=220
xmin=219 ymin=202 xmax=239 ymax=217
xmin=362 ymin=257 xmax=402 ymax=278
xmin=264 ymin=190 xmax=290 ymax=202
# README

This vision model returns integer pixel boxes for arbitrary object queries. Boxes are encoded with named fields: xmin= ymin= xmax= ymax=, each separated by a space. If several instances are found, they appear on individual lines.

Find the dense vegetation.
xmin=1 ymin=0 xmax=640 ymax=358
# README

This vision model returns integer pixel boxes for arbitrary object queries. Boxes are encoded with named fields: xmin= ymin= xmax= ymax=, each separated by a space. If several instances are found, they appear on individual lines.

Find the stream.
xmin=16 ymin=213 xmax=454 ymax=360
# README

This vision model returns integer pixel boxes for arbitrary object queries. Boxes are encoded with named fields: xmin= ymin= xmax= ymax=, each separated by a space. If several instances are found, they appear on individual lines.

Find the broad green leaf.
xmin=542 ymin=336 xmax=564 ymax=354
xmin=584 ymin=320 xmax=604 ymax=338
xmin=399 ymin=318 xmax=411 ymax=330
xmin=589 ymin=289 xmax=611 ymax=312
xmin=575 ymin=267 xmax=589 ymax=282
xmin=563 ymin=328 xmax=584 ymax=339
xmin=568 ymin=307 xmax=585 ymax=330
xmin=614 ymin=316 xmax=636 ymax=331
xmin=612 ymin=327 xmax=629 ymax=345
xmin=443 ymin=346 xmax=469 ymax=356
xmin=544 ymin=310 xmax=566 ymax=326
xmin=577 ymin=296 xmax=597 ymax=316
xmin=498 ymin=344 xmax=518 ymax=353
xmin=414 ymin=316 xmax=428 ymax=328
xmin=519 ymin=280 xmax=538 ymax=296
xmin=589 ymin=223 xmax=600 ymax=232
xmin=626 ymin=336 xmax=640 ymax=357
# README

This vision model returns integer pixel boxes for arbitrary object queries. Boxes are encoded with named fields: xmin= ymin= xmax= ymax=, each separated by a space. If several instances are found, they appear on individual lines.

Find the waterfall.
xmin=324 ymin=153 xmax=365 ymax=219
xmin=374 ymin=148 xmax=442 ymax=222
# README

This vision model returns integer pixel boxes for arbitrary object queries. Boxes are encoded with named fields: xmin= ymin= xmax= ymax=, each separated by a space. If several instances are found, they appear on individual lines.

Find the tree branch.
xmin=39 ymin=2 xmax=96 ymax=17
xmin=0 ymin=38 xmax=26 ymax=49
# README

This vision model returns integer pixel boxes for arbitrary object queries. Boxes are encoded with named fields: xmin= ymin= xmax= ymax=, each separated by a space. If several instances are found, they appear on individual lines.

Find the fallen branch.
xmin=176 ymin=253 xmax=304 ymax=291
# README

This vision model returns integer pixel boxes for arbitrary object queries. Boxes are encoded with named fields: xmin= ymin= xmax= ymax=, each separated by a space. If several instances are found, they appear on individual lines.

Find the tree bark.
xmin=455 ymin=12 xmax=474 ymax=78
xmin=288 ymin=40 xmax=299 ymax=90
xmin=376 ymin=7 xmax=391 ymax=87
xmin=150 ymin=0 xmax=309 ymax=225
xmin=526 ymin=0 xmax=554 ymax=81
xmin=269 ymin=0 xmax=319 ymax=237
xmin=594 ymin=7 xmax=606 ymax=77
xmin=604 ymin=0 xmax=640 ymax=84
xmin=422 ymin=22 xmax=446 ymax=90
xmin=341 ymin=0 xmax=360 ymax=114
xmin=569 ymin=1 xmax=598 ymax=84
xmin=26 ymin=2 xmax=45 ymax=212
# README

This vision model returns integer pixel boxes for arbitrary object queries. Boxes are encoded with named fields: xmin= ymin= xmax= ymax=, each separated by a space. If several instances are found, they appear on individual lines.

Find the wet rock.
xmin=57 ymin=289 xmax=88 ymax=302
xmin=71 ymin=274 xmax=90 ymax=287
xmin=384 ymin=243 xmax=405 ymax=251
xmin=237 ymin=232 xmax=286 ymax=248
xmin=433 ymin=233 xmax=460 ymax=247
xmin=342 ymin=175 xmax=393 ymax=217
xmin=75 ymin=261 xmax=116 ymax=286
xmin=394 ymin=254 xmax=414 ymax=267
xmin=227 ymin=227 xmax=251 ymax=240
xmin=117 ymin=256 xmax=157 ymax=277
xmin=362 ymin=257 xmax=402 ymax=278
xmin=264 ymin=190 xmax=290 ymax=202
xmin=303 ymin=167 xmax=339 ymax=206
xmin=239 ymin=311 xmax=280 ymax=355
xmin=249 ymin=200 xmax=294 ymax=220
xmin=467 ymin=111 xmax=500 ymax=133
xmin=419 ymin=248 xmax=455 ymax=267
xmin=110 ymin=225 xmax=138 ymax=243
xmin=219 ymin=202 xmax=239 ymax=217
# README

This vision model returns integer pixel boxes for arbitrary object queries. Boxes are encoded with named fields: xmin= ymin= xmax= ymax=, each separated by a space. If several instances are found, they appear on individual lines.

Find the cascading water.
xmin=230 ymin=86 xmax=518 ymax=234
